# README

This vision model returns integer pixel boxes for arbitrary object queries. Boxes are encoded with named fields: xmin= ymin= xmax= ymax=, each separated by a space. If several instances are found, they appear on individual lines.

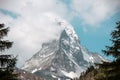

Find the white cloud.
xmin=0 ymin=0 xmax=68 ymax=17
xmin=0 ymin=0 xmax=68 ymax=67
xmin=71 ymin=0 xmax=120 ymax=26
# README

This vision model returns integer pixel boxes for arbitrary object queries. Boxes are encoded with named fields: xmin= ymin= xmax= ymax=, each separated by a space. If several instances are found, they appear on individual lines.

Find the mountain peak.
xmin=22 ymin=14 xmax=106 ymax=80
xmin=44 ymin=12 xmax=79 ymax=39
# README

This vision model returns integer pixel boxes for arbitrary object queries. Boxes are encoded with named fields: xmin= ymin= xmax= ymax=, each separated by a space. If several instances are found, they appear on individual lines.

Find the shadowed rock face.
xmin=22 ymin=14 xmax=106 ymax=80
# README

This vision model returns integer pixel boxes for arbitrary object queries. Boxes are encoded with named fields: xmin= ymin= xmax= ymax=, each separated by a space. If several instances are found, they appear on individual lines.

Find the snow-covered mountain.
xmin=22 ymin=13 xmax=106 ymax=80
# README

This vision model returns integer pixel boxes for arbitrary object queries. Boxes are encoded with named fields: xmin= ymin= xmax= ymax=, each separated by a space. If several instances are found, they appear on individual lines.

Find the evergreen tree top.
xmin=103 ymin=21 xmax=120 ymax=60
xmin=0 ymin=24 xmax=13 ymax=51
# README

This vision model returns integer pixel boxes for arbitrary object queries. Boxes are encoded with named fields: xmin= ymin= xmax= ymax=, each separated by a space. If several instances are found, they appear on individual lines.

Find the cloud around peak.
xmin=0 ymin=0 xmax=68 ymax=67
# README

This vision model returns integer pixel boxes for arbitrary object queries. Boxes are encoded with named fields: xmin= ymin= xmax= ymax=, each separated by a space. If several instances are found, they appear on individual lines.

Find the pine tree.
xmin=0 ymin=23 xmax=18 ymax=80
xmin=95 ymin=21 xmax=120 ymax=80
xmin=103 ymin=22 xmax=120 ymax=61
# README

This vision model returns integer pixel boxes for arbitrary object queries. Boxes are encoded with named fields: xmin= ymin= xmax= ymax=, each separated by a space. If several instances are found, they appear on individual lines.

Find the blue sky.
xmin=72 ymin=14 xmax=120 ymax=59
xmin=0 ymin=9 xmax=19 ymax=19
xmin=0 ymin=0 xmax=120 ymax=66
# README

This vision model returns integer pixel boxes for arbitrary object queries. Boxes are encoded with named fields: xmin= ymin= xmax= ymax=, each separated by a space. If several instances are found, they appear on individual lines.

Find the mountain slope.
xmin=14 ymin=68 xmax=43 ymax=80
xmin=22 ymin=13 xmax=106 ymax=80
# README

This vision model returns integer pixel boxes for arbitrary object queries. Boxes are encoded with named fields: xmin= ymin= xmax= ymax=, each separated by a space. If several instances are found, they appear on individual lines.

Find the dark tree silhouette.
xmin=0 ymin=23 xmax=18 ymax=80
xmin=93 ymin=22 xmax=120 ymax=80
xmin=103 ymin=22 xmax=120 ymax=60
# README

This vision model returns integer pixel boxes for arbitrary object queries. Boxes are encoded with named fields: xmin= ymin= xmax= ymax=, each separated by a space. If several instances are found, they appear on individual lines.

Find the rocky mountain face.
xmin=14 ymin=68 xmax=43 ymax=80
xmin=22 ymin=14 xmax=106 ymax=80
